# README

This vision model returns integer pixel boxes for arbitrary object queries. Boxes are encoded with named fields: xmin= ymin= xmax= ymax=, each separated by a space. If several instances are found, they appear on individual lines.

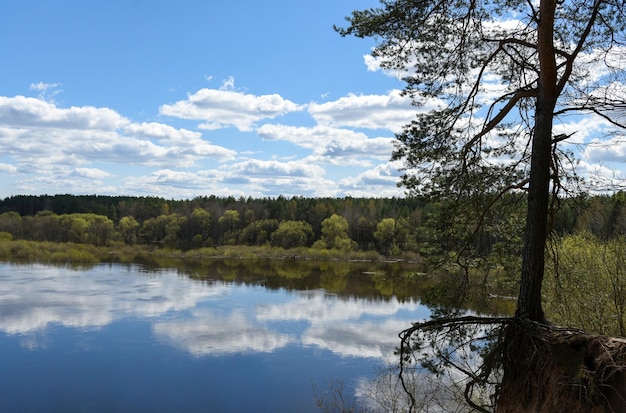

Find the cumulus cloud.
xmin=583 ymin=135 xmax=626 ymax=163
xmin=553 ymin=115 xmax=613 ymax=145
xmin=0 ymin=96 xmax=237 ymax=195
xmin=339 ymin=162 xmax=405 ymax=197
xmin=124 ymin=122 xmax=236 ymax=160
xmin=73 ymin=167 xmax=111 ymax=179
xmin=308 ymin=90 xmax=417 ymax=132
xmin=229 ymin=159 xmax=324 ymax=178
xmin=123 ymin=169 xmax=264 ymax=199
xmin=257 ymin=124 xmax=395 ymax=165
xmin=160 ymin=88 xmax=303 ymax=131
xmin=0 ymin=86 xmax=456 ymax=198
xmin=123 ymin=169 xmax=224 ymax=197
xmin=363 ymin=54 xmax=406 ymax=80
xmin=223 ymin=159 xmax=339 ymax=197
xmin=0 ymin=95 xmax=128 ymax=130
xmin=0 ymin=163 xmax=17 ymax=173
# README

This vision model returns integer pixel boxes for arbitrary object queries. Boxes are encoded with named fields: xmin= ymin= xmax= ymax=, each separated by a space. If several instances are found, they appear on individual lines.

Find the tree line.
xmin=1 ymin=193 xmax=625 ymax=257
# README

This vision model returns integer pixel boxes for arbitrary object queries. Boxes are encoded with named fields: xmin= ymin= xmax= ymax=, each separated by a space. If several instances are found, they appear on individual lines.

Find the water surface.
xmin=0 ymin=261 xmax=429 ymax=412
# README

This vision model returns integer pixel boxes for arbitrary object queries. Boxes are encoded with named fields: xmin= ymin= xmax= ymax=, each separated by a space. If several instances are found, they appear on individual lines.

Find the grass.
xmin=0 ymin=238 xmax=397 ymax=266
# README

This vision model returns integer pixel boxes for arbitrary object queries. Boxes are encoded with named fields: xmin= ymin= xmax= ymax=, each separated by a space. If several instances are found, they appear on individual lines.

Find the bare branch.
xmin=556 ymin=0 xmax=603 ymax=96
xmin=555 ymin=105 xmax=626 ymax=129
xmin=462 ymin=89 xmax=536 ymax=161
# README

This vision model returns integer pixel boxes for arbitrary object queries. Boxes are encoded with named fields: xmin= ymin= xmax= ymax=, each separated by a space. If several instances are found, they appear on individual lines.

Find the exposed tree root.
xmin=399 ymin=316 xmax=626 ymax=412
xmin=497 ymin=321 xmax=626 ymax=413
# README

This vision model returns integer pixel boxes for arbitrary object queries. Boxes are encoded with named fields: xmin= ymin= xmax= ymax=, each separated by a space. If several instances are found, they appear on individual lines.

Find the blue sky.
xmin=0 ymin=0 xmax=415 ymax=199
xmin=0 ymin=1 xmax=624 ymax=200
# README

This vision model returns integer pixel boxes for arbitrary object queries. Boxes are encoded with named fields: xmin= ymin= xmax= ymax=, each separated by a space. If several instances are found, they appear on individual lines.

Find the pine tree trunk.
xmin=516 ymin=0 xmax=558 ymax=323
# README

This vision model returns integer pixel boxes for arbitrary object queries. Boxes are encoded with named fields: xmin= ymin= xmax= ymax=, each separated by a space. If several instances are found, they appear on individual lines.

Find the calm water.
xmin=0 ymin=261 xmax=430 ymax=412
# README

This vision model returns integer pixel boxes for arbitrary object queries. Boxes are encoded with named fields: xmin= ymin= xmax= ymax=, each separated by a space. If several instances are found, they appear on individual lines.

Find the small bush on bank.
xmin=49 ymin=248 xmax=99 ymax=264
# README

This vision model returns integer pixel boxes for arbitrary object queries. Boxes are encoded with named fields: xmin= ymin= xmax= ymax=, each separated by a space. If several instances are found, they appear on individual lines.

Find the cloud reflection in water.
xmin=153 ymin=310 xmax=293 ymax=355
xmin=0 ymin=263 xmax=429 ymax=361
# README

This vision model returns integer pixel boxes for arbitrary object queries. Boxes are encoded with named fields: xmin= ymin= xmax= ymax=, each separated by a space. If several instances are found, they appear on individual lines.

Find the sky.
xmin=0 ymin=1 xmax=624 ymax=200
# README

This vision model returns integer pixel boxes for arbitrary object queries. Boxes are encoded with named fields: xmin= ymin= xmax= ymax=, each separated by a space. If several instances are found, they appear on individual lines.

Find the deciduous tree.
xmin=373 ymin=217 xmax=397 ymax=256
xmin=118 ymin=216 xmax=139 ymax=245
xmin=270 ymin=220 xmax=313 ymax=249
xmin=314 ymin=214 xmax=355 ymax=251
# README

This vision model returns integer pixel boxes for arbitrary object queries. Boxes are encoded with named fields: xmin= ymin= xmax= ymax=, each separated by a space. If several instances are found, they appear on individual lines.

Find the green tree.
xmin=164 ymin=214 xmax=185 ymax=247
xmin=32 ymin=211 xmax=61 ymax=242
xmin=83 ymin=214 xmax=115 ymax=246
xmin=239 ymin=219 xmax=279 ymax=246
xmin=307 ymin=202 xmax=332 ymax=239
xmin=0 ymin=211 xmax=22 ymax=239
xmin=218 ymin=209 xmax=241 ymax=245
xmin=313 ymin=214 xmax=355 ymax=251
xmin=373 ymin=218 xmax=397 ymax=256
xmin=189 ymin=207 xmax=211 ymax=245
xmin=67 ymin=215 xmax=88 ymax=243
xmin=270 ymin=220 xmax=313 ymax=249
xmin=140 ymin=214 xmax=174 ymax=245
xmin=118 ymin=216 xmax=140 ymax=245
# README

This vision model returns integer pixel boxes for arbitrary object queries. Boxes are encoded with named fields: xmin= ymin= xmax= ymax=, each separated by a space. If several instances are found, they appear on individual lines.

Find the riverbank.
xmin=0 ymin=238 xmax=419 ymax=266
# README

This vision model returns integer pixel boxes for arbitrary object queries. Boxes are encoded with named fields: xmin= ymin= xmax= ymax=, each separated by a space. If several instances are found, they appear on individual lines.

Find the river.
xmin=0 ymin=260 xmax=444 ymax=412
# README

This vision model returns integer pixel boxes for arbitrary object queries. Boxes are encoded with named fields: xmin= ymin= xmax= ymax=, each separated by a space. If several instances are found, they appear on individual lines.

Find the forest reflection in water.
xmin=0 ymin=259 xmax=512 ymax=412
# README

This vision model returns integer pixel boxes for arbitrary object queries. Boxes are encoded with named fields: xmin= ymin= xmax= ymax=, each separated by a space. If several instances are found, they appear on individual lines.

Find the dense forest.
xmin=1 ymin=193 xmax=625 ymax=257
xmin=4 ymin=194 xmax=626 ymax=346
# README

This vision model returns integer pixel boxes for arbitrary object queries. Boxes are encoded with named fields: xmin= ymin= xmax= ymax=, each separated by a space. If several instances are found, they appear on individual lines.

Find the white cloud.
xmin=554 ymin=115 xmax=613 ymax=145
xmin=0 ymin=96 xmax=239 ymax=195
xmin=339 ymin=162 xmax=405 ymax=197
xmin=364 ymin=54 xmax=406 ymax=80
xmin=28 ymin=82 xmax=63 ymax=102
xmin=112 ymin=126 xmax=399 ymax=196
xmin=222 ymin=159 xmax=340 ymax=197
xmin=29 ymin=82 xmax=61 ymax=92
xmin=229 ymin=158 xmax=324 ymax=178
xmin=0 ymin=95 xmax=128 ymax=130
xmin=257 ymin=124 xmax=395 ymax=165
xmin=575 ymin=46 xmax=626 ymax=86
xmin=308 ymin=90 xmax=417 ymax=132
xmin=124 ymin=121 xmax=200 ymax=141
xmin=123 ymin=169 xmax=253 ymax=198
xmin=0 ymin=163 xmax=17 ymax=173
xmin=583 ymin=135 xmax=626 ymax=163
xmin=73 ymin=167 xmax=111 ymax=179
xmin=160 ymin=88 xmax=303 ymax=131
xmin=124 ymin=122 xmax=237 ymax=160
xmin=123 ymin=169 xmax=220 ymax=196
xmin=220 ymin=76 xmax=235 ymax=90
